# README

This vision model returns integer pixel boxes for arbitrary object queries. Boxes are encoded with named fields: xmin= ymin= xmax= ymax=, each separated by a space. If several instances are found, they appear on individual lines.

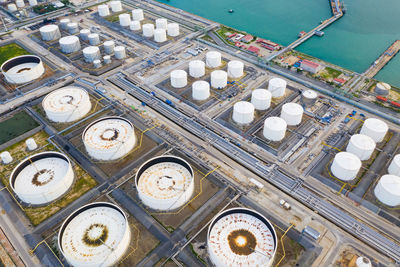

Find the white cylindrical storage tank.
xmin=93 ymin=59 xmax=102 ymax=68
xmin=130 ymin=20 xmax=141 ymax=31
xmin=28 ymin=0 xmax=37 ymax=6
xmin=155 ymin=18 xmax=167 ymax=30
xmin=58 ymin=202 xmax=131 ymax=267
xmin=268 ymin=77 xmax=286 ymax=97
xmin=251 ymin=89 xmax=271 ymax=111
xmin=83 ymin=46 xmax=100 ymax=63
xmin=1 ymin=151 xmax=12 ymax=164
xmin=10 ymin=152 xmax=74 ymax=205
xmin=103 ymin=40 xmax=115 ymax=55
xmin=263 ymin=117 xmax=287 ymax=142
xmin=42 ymin=86 xmax=91 ymax=123
xmin=211 ymin=70 xmax=227 ymax=89
xmin=206 ymin=51 xmax=221 ymax=68
xmin=82 ymin=117 xmax=136 ymax=161
xmin=356 ymin=257 xmax=372 ymax=267
xmin=67 ymin=22 xmax=79 ymax=34
xmin=97 ymin=4 xmax=110 ymax=17
xmin=131 ymin=9 xmax=144 ymax=21
xmin=192 ymin=81 xmax=210 ymax=101
xmin=119 ymin=13 xmax=131 ymax=27
xmin=88 ymin=33 xmax=100 ymax=45
xmin=79 ymin=29 xmax=90 ymax=41
xmin=280 ymin=103 xmax=304 ymax=126
xmin=136 ymin=156 xmax=195 ymax=210
xmin=8 ymin=4 xmax=17 ymax=12
xmin=103 ymin=55 xmax=112 ymax=64
xmin=232 ymin=101 xmax=255 ymax=125
xmin=189 ymin=60 xmax=205 ymax=78
xmin=346 ymin=134 xmax=376 ymax=161
xmin=170 ymin=70 xmax=187 ymax=88
xmin=40 ymin=25 xmax=61 ymax=41
xmin=153 ymin=28 xmax=167 ymax=43
xmin=375 ymin=82 xmax=391 ymax=96
xmin=302 ymin=90 xmax=317 ymax=106
xmin=360 ymin=118 xmax=388 ymax=143
xmin=1 ymin=55 xmax=45 ymax=84
xmin=59 ymin=18 xmax=70 ymax=30
xmin=167 ymin=23 xmax=179 ymax=37
xmin=109 ymin=0 xmax=122 ymax=12
xmin=374 ymin=175 xmax=400 ymax=206
xmin=207 ymin=208 xmax=277 ymax=267
xmin=142 ymin=23 xmax=154 ymax=37
xmin=114 ymin=46 xmax=126 ymax=59
xmin=59 ymin=36 xmax=80 ymax=54
xmin=25 ymin=138 xmax=37 ymax=151
xmin=227 ymin=60 xmax=244 ymax=78
xmin=16 ymin=0 xmax=24 ymax=8
xmin=388 ymin=154 xmax=400 ymax=176
xmin=331 ymin=152 xmax=361 ymax=181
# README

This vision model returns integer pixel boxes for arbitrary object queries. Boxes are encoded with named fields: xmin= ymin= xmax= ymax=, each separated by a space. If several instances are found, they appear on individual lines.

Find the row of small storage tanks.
xmin=6 ymin=0 xmax=37 ymax=12
xmin=330 ymin=118 xmax=400 ymax=206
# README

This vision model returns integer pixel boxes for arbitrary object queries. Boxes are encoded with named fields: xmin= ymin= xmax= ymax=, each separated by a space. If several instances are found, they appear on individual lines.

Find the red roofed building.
xmin=300 ymin=59 xmax=323 ymax=74
xmin=247 ymin=46 xmax=260 ymax=54
xmin=227 ymin=33 xmax=237 ymax=38
xmin=333 ymin=78 xmax=346 ymax=86
xmin=241 ymin=34 xmax=253 ymax=43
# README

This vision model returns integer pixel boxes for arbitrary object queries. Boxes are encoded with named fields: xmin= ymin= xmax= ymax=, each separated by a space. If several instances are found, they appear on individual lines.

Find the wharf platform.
xmin=363 ymin=40 xmax=400 ymax=78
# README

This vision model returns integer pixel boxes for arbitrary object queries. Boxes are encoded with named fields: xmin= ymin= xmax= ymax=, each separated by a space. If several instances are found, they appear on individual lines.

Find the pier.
xmin=363 ymin=40 xmax=400 ymax=78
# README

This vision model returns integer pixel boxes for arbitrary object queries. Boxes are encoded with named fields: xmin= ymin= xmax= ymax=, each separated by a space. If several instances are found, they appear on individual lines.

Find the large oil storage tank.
xmin=206 ymin=51 xmax=221 ymax=68
xmin=167 ymin=23 xmax=179 ymax=37
xmin=192 ymin=81 xmax=210 ymax=101
xmin=83 ymin=46 xmax=101 ymax=63
xmin=360 ymin=118 xmax=388 ymax=143
xmin=356 ymin=257 xmax=372 ymax=267
xmin=88 ymin=33 xmax=100 ymax=45
xmin=7 ymin=4 xmax=17 ymax=12
xmin=232 ymin=101 xmax=254 ymax=125
xmin=280 ymin=103 xmax=303 ymax=126
xmin=227 ymin=60 xmax=244 ymax=78
xmin=251 ymin=89 xmax=271 ymax=111
xmin=16 ymin=0 xmax=25 ymax=8
xmin=388 ymin=154 xmax=400 ymax=176
xmin=268 ymin=78 xmax=286 ymax=98
xmin=59 ymin=36 xmax=81 ymax=54
xmin=155 ymin=18 xmax=167 ymax=30
xmin=154 ymin=28 xmax=167 ymax=43
xmin=59 ymin=18 xmax=70 ymax=30
xmin=25 ymin=138 xmax=37 ymax=151
xmin=58 ymin=202 xmax=131 ymax=267
xmin=130 ymin=20 xmax=141 ymax=31
xmin=1 ymin=151 xmax=12 ymax=164
xmin=374 ymin=174 xmax=400 ymax=206
xmin=301 ymin=90 xmax=317 ymax=106
xmin=331 ymin=152 xmax=362 ymax=181
xmin=189 ymin=60 xmax=205 ymax=78
xmin=375 ymin=82 xmax=391 ymax=96
xmin=39 ymin=24 xmax=61 ymax=41
xmin=93 ymin=59 xmax=102 ymax=69
xmin=119 ymin=13 xmax=131 ymax=27
xmin=136 ymin=156 xmax=194 ymax=211
xmin=207 ymin=208 xmax=277 ymax=267
xmin=346 ymin=134 xmax=376 ymax=161
xmin=82 ymin=117 xmax=136 ymax=161
xmin=114 ymin=46 xmax=126 ymax=59
xmin=67 ymin=22 xmax=79 ymax=34
xmin=28 ymin=0 xmax=37 ymax=6
xmin=211 ymin=70 xmax=227 ymax=89
xmin=1 ymin=55 xmax=45 ymax=84
xmin=79 ymin=29 xmax=91 ymax=41
xmin=97 ymin=4 xmax=110 ymax=17
xmin=170 ymin=70 xmax=187 ymax=88
xmin=131 ymin=9 xmax=144 ymax=21
xmin=103 ymin=40 xmax=115 ymax=54
xmin=263 ymin=117 xmax=287 ymax=142
xmin=9 ymin=152 xmax=74 ymax=205
xmin=42 ymin=86 xmax=92 ymax=123
xmin=110 ymin=0 xmax=122 ymax=12
xmin=142 ymin=23 xmax=154 ymax=37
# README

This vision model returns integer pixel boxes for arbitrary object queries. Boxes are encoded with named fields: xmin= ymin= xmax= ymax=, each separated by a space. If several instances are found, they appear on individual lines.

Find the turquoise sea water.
xmin=158 ymin=0 xmax=400 ymax=86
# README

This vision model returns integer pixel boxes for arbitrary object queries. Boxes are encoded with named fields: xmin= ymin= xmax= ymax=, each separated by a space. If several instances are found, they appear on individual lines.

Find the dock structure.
xmin=363 ymin=40 xmax=400 ymax=78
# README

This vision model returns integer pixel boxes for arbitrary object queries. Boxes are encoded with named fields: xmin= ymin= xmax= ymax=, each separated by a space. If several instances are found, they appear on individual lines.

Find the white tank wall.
xmin=83 ymin=46 xmax=100 ymax=63
xmin=16 ymin=0 xmax=24 ymax=8
xmin=119 ymin=13 xmax=131 ymax=27
xmin=26 ymin=138 xmax=37 ymax=151
xmin=189 ymin=60 xmax=205 ymax=78
xmin=79 ymin=29 xmax=90 ymax=41
xmin=331 ymin=152 xmax=361 ymax=181
xmin=227 ymin=60 xmax=244 ymax=78
xmin=192 ymin=81 xmax=210 ymax=101
xmin=59 ymin=18 xmax=70 ymax=30
xmin=374 ymin=175 xmax=400 ymax=206
xmin=40 ymin=25 xmax=61 ymax=41
xmin=132 ymin=9 xmax=144 ymax=21
xmin=114 ymin=46 xmax=126 ymax=59
xmin=59 ymin=36 xmax=81 ymax=54
xmin=346 ymin=134 xmax=376 ymax=161
xmin=268 ymin=78 xmax=286 ymax=97
xmin=388 ymin=155 xmax=400 ymax=176
xmin=302 ymin=90 xmax=317 ymax=105
xmin=155 ymin=18 xmax=167 ymax=30
xmin=103 ymin=55 xmax=111 ymax=64
xmin=251 ymin=89 xmax=271 ymax=110
xmin=8 ymin=4 xmax=17 ymax=12
xmin=88 ymin=33 xmax=100 ymax=45
xmin=154 ymin=28 xmax=167 ymax=43
xmin=1 ymin=151 xmax=12 ymax=164
xmin=1 ymin=55 xmax=45 ymax=84
xmin=142 ymin=23 xmax=154 ymax=37
xmin=263 ymin=117 xmax=286 ymax=141
xmin=103 ymin=40 xmax=115 ymax=54
xmin=170 ymin=70 xmax=187 ymax=88
xmin=28 ymin=0 xmax=37 ymax=6
xmin=167 ymin=23 xmax=179 ymax=37
xmin=356 ymin=257 xmax=372 ymax=267
xmin=280 ymin=103 xmax=303 ymax=126
xmin=130 ymin=20 xmax=141 ymax=31
xmin=98 ymin=4 xmax=110 ymax=17
xmin=110 ymin=0 xmax=122 ymax=12
xmin=211 ymin=70 xmax=227 ymax=89
xmin=67 ymin=22 xmax=79 ymax=34
xmin=93 ymin=59 xmax=102 ymax=68
xmin=360 ymin=118 xmax=388 ymax=143
xmin=206 ymin=51 xmax=221 ymax=68
xmin=232 ymin=101 xmax=254 ymax=124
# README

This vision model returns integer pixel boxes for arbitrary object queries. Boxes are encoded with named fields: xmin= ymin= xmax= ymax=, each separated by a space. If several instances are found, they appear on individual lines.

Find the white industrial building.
xmin=268 ymin=78 xmax=286 ymax=97
xmin=227 ymin=60 xmax=244 ymax=78
xmin=42 ymin=86 xmax=92 ymax=123
xmin=82 ymin=117 xmax=136 ymax=161
xmin=136 ymin=156 xmax=195 ymax=211
xmin=207 ymin=208 xmax=277 ymax=267
xmin=1 ymin=55 xmax=45 ymax=84
xmin=58 ymin=202 xmax=131 ymax=267
xmin=280 ymin=103 xmax=303 ymax=126
xmin=170 ymin=70 xmax=187 ymax=88
xmin=251 ymin=89 xmax=271 ymax=110
xmin=346 ymin=134 xmax=376 ymax=161
xmin=9 ymin=152 xmax=74 ymax=205
xmin=331 ymin=152 xmax=362 ymax=181
xmin=206 ymin=51 xmax=221 ymax=68
xmin=360 ymin=118 xmax=388 ymax=143
xmin=374 ymin=174 xmax=400 ymax=206
xmin=232 ymin=101 xmax=254 ymax=125
xmin=192 ymin=81 xmax=210 ymax=101
xmin=263 ymin=116 xmax=287 ymax=142
xmin=59 ymin=36 xmax=81 ymax=54
xmin=211 ymin=70 xmax=227 ymax=89
xmin=39 ymin=24 xmax=61 ymax=41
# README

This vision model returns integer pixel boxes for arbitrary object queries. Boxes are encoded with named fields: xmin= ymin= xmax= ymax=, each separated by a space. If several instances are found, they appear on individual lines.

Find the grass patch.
xmin=0 ymin=111 xmax=39 ymax=145
xmin=325 ymin=67 xmax=342 ymax=78
xmin=104 ymin=11 xmax=127 ymax=23
xmin=0 ymin=43 xmax=29 ymax=66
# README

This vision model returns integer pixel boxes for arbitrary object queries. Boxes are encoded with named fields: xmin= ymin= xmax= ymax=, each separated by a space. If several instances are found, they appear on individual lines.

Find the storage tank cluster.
xmin=232 ymin=101 xmax=254 ymax=125
xmin=58 ymin=202 xmax=131 ymax=267
xmin=207 ymin=208 xmax=277 ymax=267
xmin=135 ymin=156 xmax=195 ymax=211
xmin=1 ymin=55 xmax=45 ymax=84
xmin=170 ymin=70 xmax=187 ymax=88
xmin=39 ymin=24 xmax=61 ymax=41
xmin=82 ymin=117 xmax=136 ymax=161
xmin=9 ymin=151 xmax=74 ymax=205
xmin=268 ymin=77 xmax=286 ymax=98
xmin=42 ymin=86 xmax=92 ymax=123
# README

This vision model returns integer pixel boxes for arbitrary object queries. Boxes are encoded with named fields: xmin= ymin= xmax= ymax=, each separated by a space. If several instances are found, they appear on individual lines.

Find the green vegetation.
xmin=33 ymin=4 xmax=57 ymax=14
xmin=0 ymin=111 xmax=39 ymax=145
xmin=104 ymin=11 xmax=126 ymax=23
xmin=0 ymin=43 xmax=28 ymax=66
xmin=324 ymin=67 xmax=342 ymax=78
